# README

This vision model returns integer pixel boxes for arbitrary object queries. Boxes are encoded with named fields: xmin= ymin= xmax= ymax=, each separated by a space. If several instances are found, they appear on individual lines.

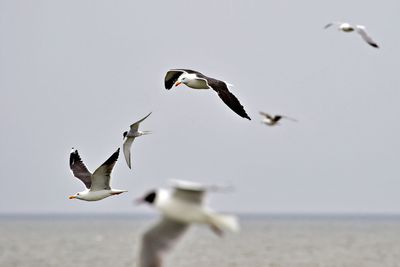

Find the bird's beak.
xmin=69 ymin=195 xmax=77 ymax=199
xmin=175 ymin=82 xmax=182 ymax=86
xmin=143 ymin=131 xmax=152 ymax=135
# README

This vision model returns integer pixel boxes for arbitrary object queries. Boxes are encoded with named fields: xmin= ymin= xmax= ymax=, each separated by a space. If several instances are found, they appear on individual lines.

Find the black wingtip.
xmin=69 ymin=148 xmax=79 ymax=168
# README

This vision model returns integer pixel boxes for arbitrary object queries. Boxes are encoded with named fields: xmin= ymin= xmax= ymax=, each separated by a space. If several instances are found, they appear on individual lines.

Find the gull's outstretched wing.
xmin=356 ymin=25 xmax=379 ymax=48
xmin=69 ymin=148 xmax=92 ymax=189
xmin=91 ymin=148 xmax=120 ymax=191
xmin=139 ymin=217 xmax=189 ymax=267
xmin=207 ymin=78 xmax=251 ymax=120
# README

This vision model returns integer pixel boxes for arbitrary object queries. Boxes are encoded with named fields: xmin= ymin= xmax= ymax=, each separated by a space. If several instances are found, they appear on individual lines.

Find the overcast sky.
xmin=1 ymin=0 xmax=400 ymax=214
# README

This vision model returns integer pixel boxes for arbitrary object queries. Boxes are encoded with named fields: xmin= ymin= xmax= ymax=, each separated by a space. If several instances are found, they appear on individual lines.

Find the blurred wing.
xmin=207 ymin=78 xmax=251 ymax=120
xmin=130 ymin=112 xmax=152 ymax=133
xmin=324 ymin=22 xmax=334 ymax=29
xmin=139 ymin=217 xmax=189 ymax=267
xmin=281 ymin=115 xmax=298 ymax=122
xmin=123 ymin=137 xmax=135 ymax=169
xmin=259 ymin=111 xmax=273 ymax=120
xmin=356 ymin=26 xmax=379 ymax=48
xmin=69 ymin=148 xmax=92 ymax=189
xmin=171 ymin=180 xmax=207 ymax=204
xmin=91 ymin=148 xmax=120 ymax=191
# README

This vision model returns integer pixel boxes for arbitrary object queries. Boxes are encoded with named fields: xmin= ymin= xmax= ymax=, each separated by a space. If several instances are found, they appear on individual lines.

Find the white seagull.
xmin=123 ymin=112 xmax=152 ymax=169
xmin=324 ymin=22 xmax=379 ymax=48
xmin=164 ymin=69 xmax=251 ymax=120
xmin=259 ymin=111 xmax=297 ymax=126
xmin=68 ymin=148 xmax=127 ymax=201
xmin=137 ymin=179 xmax=239 ymax=267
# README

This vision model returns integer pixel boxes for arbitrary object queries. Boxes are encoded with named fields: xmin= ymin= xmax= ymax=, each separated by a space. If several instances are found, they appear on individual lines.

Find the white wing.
xmin=123 ymin=137 xmax=135 ymax=169
xmin=90 ymin=148 xmax=119 ymax=191
xmin=170 ymin=179 xmax=207 ymax=205
xmin=129 ymin=112 xmax=152 ymax=133
xmin=356 ymin=25 xmax=379 ymax=48
xmin=139 ymin=217 xmax=189 ymax=267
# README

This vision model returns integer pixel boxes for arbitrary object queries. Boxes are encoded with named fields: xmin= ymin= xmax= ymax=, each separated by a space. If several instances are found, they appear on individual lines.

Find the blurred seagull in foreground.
xmin=164 ymin=69 xmax=251 ymax=120
xmin=68 ymin=148 xmax=127 ymax=201
xmin=123 ymin=112 xmax=152 ymax=169
xmin=137 ymin=179 xmax=239 ymax=267
xmin=324 ymin=22 xmax=379 ymax=48
xmin=259 ymin=111 xmax=297 ymax=126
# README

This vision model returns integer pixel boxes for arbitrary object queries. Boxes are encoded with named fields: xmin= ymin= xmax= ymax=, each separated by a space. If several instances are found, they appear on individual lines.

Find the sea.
xmin=1 ymin=214 xmax=400 ymax=267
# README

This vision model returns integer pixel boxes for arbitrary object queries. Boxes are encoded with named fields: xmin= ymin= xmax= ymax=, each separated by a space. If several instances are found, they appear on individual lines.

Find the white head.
xmin=136 ymin=188 xmax=169 ymax=208
xmin=69 ymin=191 xmax=87 ymax=200
xmin=175 ymin=73 xmax=195 ymax=87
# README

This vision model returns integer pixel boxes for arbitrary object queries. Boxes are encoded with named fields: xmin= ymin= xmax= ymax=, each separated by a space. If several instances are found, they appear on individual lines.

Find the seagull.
xmin=123 ymin=112 xmax=152 ymax=169
xmin=68 ymin=148 xmax=127 ymax=201
xmin=164 ymin=69 xmax=251 ymax=120
xmin=259 ymin=111 xmax=297 ymax=126
xmin=137 ymin=179 xmax=239 ymax=267
xmin=324 ymin=22 xmax=379 ymax=48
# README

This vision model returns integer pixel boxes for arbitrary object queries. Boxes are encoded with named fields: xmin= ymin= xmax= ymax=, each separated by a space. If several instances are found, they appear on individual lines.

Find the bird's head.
xmin=68 ymin=192 xmax=82 ymax=200
xmin=122 ymin=131 xmax=128 ymax=139
xmin=136 ymin=190 xmax=157 ymax=205
xmin=175 ymin=74 xmax=189 ymax=87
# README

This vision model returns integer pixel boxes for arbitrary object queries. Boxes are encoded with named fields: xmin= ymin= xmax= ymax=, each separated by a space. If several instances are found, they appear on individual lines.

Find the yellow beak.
xmin=69 ymin=195 xmax=77 ymax=199
xmin=175 ymin=82 xmax=182 ymax=86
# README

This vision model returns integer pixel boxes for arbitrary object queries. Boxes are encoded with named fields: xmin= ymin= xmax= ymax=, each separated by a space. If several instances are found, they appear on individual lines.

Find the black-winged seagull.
xmin=137 ymin=179 xmax=239 ymax=267
xmin=259 ymin=111 xmax=297 ymax=126
xmin=324 ymin=22 xmax=379 ymax=48
xmin=122 ymin=112 xmax=152 ymax=169
xmin=164 ymin=69 xmax=251 ymax=120
xmin=68 ymin=148 xmax=127 ymax=201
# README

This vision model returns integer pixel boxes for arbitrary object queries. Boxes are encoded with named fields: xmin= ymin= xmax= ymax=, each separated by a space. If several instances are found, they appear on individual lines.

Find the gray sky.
xmin=1 ymin=0 xmax=400 ymax=214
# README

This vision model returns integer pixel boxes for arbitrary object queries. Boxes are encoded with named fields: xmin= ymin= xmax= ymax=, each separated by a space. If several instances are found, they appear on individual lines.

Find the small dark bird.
xmin=259 ymin=111 xmax=297 ymax=126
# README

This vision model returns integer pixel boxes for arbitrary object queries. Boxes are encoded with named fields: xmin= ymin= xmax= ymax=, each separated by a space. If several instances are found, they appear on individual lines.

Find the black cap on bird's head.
xmin=123 ymin=131 xmax=128 ymax=139
xmin=136 ymin=190 xmax=157 ymax=205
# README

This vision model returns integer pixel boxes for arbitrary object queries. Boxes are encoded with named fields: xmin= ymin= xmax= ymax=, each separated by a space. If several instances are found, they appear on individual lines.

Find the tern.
xmin=122 ymin=112 xmax=152 ymax=169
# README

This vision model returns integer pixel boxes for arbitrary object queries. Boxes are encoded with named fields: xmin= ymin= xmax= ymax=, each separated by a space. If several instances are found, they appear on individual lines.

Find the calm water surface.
xmin=1 ymin=215 xmax=400 ymax=267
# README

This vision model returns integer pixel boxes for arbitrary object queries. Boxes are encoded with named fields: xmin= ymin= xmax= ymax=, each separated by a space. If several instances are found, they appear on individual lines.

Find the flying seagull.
xmin=123 ymin=112 xmax=152 ymax=169
xmin=137 ymin=179 xmax=239 ymax=267
xmin=68 ymin=148 xmax=127 ymax=201
xmin=324 ymin=22 xmax=379 ymax=48
xmin=259 ymin=111 xmax=297 ymax=126
xmin=164 ymin=69 xmax=251 ymax=120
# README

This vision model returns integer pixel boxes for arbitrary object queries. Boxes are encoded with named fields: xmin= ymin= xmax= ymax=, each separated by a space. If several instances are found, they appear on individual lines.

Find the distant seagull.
xmin=68 ymin=148 xmax=127 ymax=201
xmin=259 ymin=111 xmax=297 ymax=126
xmin=164 ymin=69 xmax=251 ymax=120
xmin=137 ymin=179 xmax=239 ymax=267
xmin=324 ymin=22 xmax=379 ymax=48
xmin=123 ymin=112 xmax=152 ymax=169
